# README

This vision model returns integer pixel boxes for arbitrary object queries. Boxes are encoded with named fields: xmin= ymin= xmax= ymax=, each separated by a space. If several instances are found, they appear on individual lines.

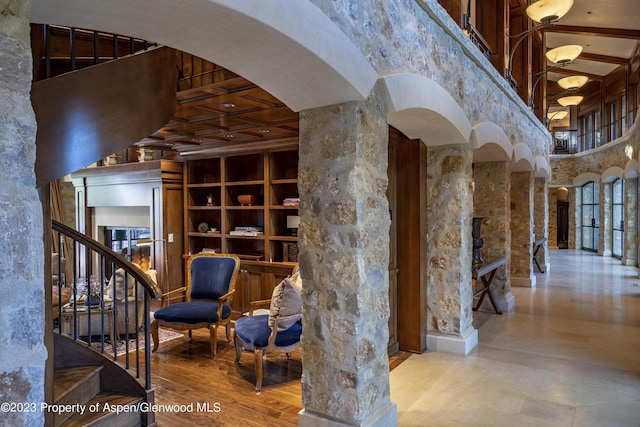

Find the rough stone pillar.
xmin=548 ymin=188 xmax=558 ymax=249
xmin=0 ymin=1 xmax=47 ymax=426
xmin=623 ymin=178 xmax=638 ymax=266
xmin=510 ymin=171 xmax=535 ymax=287
xmin=297 ymin=89 xmax=397 ymax=427
xmin=534 ymin=177 xmax=550 ymax=272
xmin=425 ymin=144 xmax=477 ymax=355
xmin=472 ymin=161 xmax=514 ymax=313
xmin=599 ymin=182 xmax=611 ymax=256
xmin=572 ymin=186 xmax=581 ymax=250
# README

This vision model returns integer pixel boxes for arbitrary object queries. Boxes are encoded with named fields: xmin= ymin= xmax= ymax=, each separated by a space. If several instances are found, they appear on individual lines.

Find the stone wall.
xmin=550 ymin=121 xmax=640 ymax=187
xmin=312 ymin=0 xmax=549 ymax=157
xmin=600 ymin=183 xmax=611 ymax=256
xmin=548 ymin=188 xmax=558 ymax=248
xmin=534 ymin=178 xmax=549 ymax=270
xmin=298 ymin=86 xmax=395 ymax=425
xmin=623 ymin=178 xmax=638 ymax=266
xmin=0 ymin=1 xmax=47 ymax=425
xmin=473 ymin=162 xmax=512 ymax=311
xmin=510 ymin=172 xmax=534 ymax=286
xmin=425 ymin=144 xmax=474 ymax=337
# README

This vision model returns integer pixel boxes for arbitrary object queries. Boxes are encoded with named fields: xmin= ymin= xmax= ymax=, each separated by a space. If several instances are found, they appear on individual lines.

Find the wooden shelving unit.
xmin=183 ymin=149 xmax=299 ymax=318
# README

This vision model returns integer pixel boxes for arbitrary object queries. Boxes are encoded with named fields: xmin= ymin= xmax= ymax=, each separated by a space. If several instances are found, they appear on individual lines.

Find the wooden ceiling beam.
xmin=577 ymin=52 xmax=629 ymax=65
xmin=546 ymin=25 xmax=640 ymax=40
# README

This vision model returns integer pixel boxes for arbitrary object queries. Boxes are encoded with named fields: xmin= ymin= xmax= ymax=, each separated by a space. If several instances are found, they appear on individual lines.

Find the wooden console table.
xmin=472 ymin=257 xmax=506 ymax=314
xmin=533 ymin=237 xmax=547 ymax=273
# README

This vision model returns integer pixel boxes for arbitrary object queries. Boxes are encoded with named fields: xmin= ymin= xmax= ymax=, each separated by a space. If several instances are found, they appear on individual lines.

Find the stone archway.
xmin=31 ymin=0 xmax=376 ymax=112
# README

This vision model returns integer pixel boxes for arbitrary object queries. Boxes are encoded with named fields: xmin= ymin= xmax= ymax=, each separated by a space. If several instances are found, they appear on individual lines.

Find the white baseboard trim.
xmin=426 ymin=327 xmax=478 ymax=356
xmin=299 ymin=402 xmax=397 ymax=427
xmin=511 ymin=275 xmax=536 ymax=288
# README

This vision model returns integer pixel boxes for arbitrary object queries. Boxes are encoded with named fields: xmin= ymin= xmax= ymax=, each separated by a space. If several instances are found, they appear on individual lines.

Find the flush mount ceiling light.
xmin=221 ymin=103 xmax=236 ymax=108
xmin=557 ymin=75 xmax=588 ymax=90
xmin=526 ymin=0 xmax=574 ymax=24
xmin=558 ymin=95 xmax=583 ymax=106
xmin=547 ymin=110 xmax=568 ymax=121
xmin=546 ymin=45 xmax=582 ymax=64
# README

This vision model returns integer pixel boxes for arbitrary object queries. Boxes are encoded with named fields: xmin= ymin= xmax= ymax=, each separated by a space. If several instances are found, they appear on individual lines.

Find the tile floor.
xmin=390 ymin=249 xmax=640 ymax=426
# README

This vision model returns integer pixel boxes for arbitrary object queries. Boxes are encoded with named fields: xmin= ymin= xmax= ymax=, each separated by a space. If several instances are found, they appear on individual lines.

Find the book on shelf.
xmin=230 ymin=226 xmax=263 ymax=236
xmin=283 ymin=197 xmax=299 ymax=206
xmin=230 ymin=230 xmax=264 ymax=236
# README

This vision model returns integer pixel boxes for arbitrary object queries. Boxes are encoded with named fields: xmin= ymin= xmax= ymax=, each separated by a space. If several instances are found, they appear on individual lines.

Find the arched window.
xmin=582 ymin=181 xmax=599 ymax=252
xmin=612 ymin=179 xmax=624 ymax=259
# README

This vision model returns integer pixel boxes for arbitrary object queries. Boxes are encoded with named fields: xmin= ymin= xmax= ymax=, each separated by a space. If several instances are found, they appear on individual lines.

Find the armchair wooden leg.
xmin=209 ymin=325 xmax=218 ymax=360
xmin=225 ymin=322 xmax=232 ymax=343
xmin=151 ymin=320 xmax=159 ymax=352
xmin=234 ymin=333 xmax=242 ymax=364
xmin=254 ymin=349 xmax=265 ymax=392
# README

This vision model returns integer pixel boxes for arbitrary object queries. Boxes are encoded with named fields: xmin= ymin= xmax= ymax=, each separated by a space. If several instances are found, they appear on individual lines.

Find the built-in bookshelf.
xmin=183 ymin=149 xmax=299 ymax=263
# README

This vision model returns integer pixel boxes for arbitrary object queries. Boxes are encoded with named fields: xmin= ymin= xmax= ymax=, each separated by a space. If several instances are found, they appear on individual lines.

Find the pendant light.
xmin=557 ymin=75 xmax=588 ymax=90
xmin=526 ymin=0 xmax=574 ymax=24
xmin=546 ymin=45 xmax=583 ymax=64
xmin=557 ymin=95 xmax=583 ymax=106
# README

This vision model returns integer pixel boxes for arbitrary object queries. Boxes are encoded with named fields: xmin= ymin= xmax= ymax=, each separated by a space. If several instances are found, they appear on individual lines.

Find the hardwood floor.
xmin=148 ymin=328 xmax=410 ymax=426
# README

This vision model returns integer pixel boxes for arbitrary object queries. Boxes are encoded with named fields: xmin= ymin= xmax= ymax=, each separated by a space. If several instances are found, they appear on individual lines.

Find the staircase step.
xmin=54 ymin=366 xmax=102 ymax=404
xmin=60 ymin=393 xmax=143 ymax=427
xmin=54 ymin=366 xmax=103 ymax=426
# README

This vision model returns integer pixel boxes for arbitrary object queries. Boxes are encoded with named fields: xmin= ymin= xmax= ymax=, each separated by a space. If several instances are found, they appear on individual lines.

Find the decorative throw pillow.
xmin=268 ymin=272 xmax=302 ymax=331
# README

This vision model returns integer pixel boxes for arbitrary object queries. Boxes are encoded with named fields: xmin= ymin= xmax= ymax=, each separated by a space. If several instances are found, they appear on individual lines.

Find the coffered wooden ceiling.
xmin=134 ymin=75 xmax=299 ymax=159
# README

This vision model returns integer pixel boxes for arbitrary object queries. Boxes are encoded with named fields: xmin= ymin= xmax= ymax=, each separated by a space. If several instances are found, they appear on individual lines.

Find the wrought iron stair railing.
xmin=51 ymin=219 xmax=162 ymax=390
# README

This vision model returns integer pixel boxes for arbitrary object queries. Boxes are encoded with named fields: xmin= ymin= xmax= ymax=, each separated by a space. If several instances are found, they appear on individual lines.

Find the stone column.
xmin=571 ymin=186 xmax=580 ymax=250
xmin=0 ymin=1 xmax=47 ymax=426
xmin=599 ymin=182 xmax=611 ymax=256
xmin=510 ymin=171 xmax=535 ymax=287
xmin=534 ymin=177 xmax=550 ymax=272
xmin=548 ymin=188 xmax=558 ymax=249
xmin=623 ymin=178 xmax=638 ymax=266
xmin=472 ymin=161 xmax=514 ymax=313
xmin=425 ymin=144 xmax=477 ymax=355
xmin=297 ymin=88 xmax=397 ymax=427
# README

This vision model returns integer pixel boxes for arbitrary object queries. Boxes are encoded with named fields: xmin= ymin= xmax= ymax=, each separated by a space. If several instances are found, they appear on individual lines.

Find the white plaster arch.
xmin=379 ymin=73 xmax=472 ymax=146
xmin=573 ymin=172 xmax=601 ymax=186
xmin=30 ymin=0 xmax=377 ymax=112
xmin=534 ymin=156 xmax=551 ymax=179
xmin=625 ymin=159 xmax=639 ymax=179
xmin=601 ymin=166 xmax=624 ymax=183
xmin=470 ymin=121 xmax=512 ymax=163
xmin=511 ymin=143 xmax=535 ymax=172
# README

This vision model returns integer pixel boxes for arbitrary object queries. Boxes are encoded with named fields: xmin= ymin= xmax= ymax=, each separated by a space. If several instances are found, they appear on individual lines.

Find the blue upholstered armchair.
xmin=234 ymin=264 xmax=302 ymax=391
xmin=151 ymin=253 xmax=240 ymax=359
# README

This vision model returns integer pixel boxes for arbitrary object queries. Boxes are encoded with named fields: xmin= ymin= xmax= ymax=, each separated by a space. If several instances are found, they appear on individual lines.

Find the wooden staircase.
xmin=53 ymin=333 xmax=154 ymax=427
xmin=54 ymin=366 xmax=143 ymax=426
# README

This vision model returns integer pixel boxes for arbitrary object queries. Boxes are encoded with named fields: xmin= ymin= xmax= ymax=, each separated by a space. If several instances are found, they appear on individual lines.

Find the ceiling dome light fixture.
xmin=557 ymin=75 xmax=588 ymax=90
xmin=526 ymin=0 xmax=574 ymax=24
xmin=546 ymin=44 xmax=582 ymax=64
xmin=557 ymin=95 xmax=583 ymax=106
xmin=547 ymin=110 xmax=568 ymax=121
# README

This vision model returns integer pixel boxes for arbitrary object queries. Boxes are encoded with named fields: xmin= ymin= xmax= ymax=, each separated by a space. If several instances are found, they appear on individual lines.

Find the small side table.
xmin=60 ymin=300 xmax=116 ymax=344
xmin=472 ymin=257 xmax=506 ymax=314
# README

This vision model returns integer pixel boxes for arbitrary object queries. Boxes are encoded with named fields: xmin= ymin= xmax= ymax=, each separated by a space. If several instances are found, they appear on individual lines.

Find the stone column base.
xmin=511 ymin=275 xmax=536 ymax=288
xmin=299 ymin=402 xmax=397 ymax=427
xmin=426 ymin=327 xmax=478 ymax=355
xmin=622 ymin=257 xmax=637 ymax=267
